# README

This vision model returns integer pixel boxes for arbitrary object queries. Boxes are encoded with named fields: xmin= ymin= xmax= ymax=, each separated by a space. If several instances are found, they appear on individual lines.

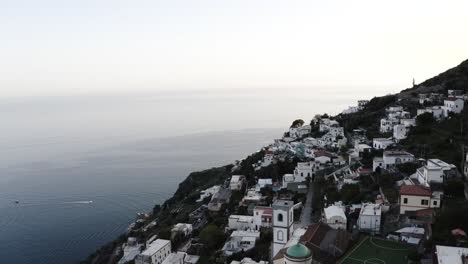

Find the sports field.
xmin=338 ymin=236 xmax=410 ymax=264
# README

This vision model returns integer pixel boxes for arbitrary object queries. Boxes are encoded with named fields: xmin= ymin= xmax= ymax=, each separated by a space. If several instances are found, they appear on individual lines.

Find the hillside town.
xmin=89 ymin=86 xmax=468 ymax=264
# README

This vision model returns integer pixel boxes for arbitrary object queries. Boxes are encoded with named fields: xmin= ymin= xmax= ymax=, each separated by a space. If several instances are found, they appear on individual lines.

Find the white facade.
xmin=171 ymin=223 xmax=193 ymax=238
xmin=393 ymin=124 xmax=408 ymax=141
xmin=382 ymin=151 xmax=414 ymax=169
xmin=435 ymin=245 xmax=468 ymax=264
xmin=253 ymin=206 xmax=272 ymax=230
xmin=380 ymin=118 xmax=399 ymax=133
xmin=197 ymin=185 xmax=221 ymax=202
xmin=294 ymin=162 xmax=315 ymax=179
xmin=228 ymin=215 xmax=255 ymax=231
xmin=416 ymin=159 xmax=456 ymax=185
xmin=262 ymin=153 xmax=274 ymax=167
xmin=161 ymin=252 xmax=199 ymax=264
xmin=465 ymin=153 xmax=468 ymax=178
xmin=373 ymin=138 xmax=394 ymax=150
xmin=230 ymin=175 xmax=245 ymax=191
xmin=272 ymin=200 xmax=294 ymax=257
xmin=282 ymin=174 xmax=306 ymax=189
xmin=231 ymin=258 xmax=268 ymax=264
xmin=399 ymin=187 xmax=441 ymax=215
xmin=319 ymin=119 xmax=340 ymax=132
xmin=324 ymin=205 xmax=347 ymax=230
xmin=255 ymin=178 xmax=273 ymax=192
xmin=222 ymin=231 xmax=260 ymax=256
xmin=443 ymin=98 xmax=464 ymax=116
xmin=135 ymin=239 xmax=172 ymax=264
xmin=417 ymin=106 xmax=444 ymax=119
xmin=386 ymin=106 xmax=404 ymax=112
xmin=297 ymin=125 xmax=311 ymax=138
xmin=357 ymin=203 xmax=381 ymax=234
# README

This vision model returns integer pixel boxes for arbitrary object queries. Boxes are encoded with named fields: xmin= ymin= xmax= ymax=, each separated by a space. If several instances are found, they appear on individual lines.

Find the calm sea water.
xmin=0 ymin=87 xmax=393 ymax=263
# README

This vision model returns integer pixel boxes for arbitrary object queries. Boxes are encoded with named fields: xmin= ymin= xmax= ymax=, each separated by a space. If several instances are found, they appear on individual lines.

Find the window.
xmin=277 ymin=213 xmax=283 ymax=222
xmin=433 ymin=201 xmax=437 ymax=206
xmin=277 ymin=230 xmax=284 ymax=241
xmin=403 ymin=198 xmax=408 ymax=204
xmin=421 ymin=199 xmax=429 ymax=206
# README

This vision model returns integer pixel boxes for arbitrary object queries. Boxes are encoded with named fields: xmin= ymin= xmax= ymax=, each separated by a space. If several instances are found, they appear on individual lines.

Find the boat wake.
xmin=63 ymin=201 xmax=94 ymax=204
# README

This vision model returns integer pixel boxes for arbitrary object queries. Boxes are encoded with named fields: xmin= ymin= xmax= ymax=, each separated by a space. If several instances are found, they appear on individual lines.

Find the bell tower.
xmin=272 ymin=199 xmax=294 ymax=257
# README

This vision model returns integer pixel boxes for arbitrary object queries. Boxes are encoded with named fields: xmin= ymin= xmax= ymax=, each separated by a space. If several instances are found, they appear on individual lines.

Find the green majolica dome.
xmin=286 ymin=243 xmax=311 ymax=258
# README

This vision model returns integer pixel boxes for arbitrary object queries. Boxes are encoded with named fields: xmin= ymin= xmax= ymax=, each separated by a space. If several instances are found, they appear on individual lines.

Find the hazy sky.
xmin=1 ymin=0 xmax=467 ymax=97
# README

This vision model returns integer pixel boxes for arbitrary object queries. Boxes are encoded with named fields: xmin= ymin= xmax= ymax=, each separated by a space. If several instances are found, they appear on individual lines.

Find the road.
xmin=299 ymin=183 xmax=314 ymax=227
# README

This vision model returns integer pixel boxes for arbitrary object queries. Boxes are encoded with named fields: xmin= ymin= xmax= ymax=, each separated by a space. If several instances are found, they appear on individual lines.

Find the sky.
xmin=1 ymin=0 xmax=467 ymax=97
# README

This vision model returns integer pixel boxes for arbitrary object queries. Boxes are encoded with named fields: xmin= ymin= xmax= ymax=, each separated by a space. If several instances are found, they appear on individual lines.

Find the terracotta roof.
xmin=445 ymin=97 xmax=460 ymax=101
xmin=254 ymin=206 xmax=272 ymax=215
xmin=400 ymin=185 xmax=431 ymax=196
xmin=314 ymin=150 xmax=333 ymax=158
xmin=299 ymin=223 xmax=331 ymax=246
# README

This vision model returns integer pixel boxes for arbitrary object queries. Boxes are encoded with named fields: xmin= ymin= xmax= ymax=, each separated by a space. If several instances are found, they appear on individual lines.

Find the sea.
xmin=0 ymin=87 xmax=395 ymax=263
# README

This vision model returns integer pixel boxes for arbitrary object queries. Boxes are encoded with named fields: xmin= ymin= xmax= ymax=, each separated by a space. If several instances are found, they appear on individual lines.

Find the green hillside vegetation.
xmin=402 ymin=110 xmax=468 ymax=168
xmin=404 ymin=59 xmax=468 ymax=94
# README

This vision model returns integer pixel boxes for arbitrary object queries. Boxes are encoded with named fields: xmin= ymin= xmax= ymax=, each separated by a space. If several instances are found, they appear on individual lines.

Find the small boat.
xmin=14 ymin=200 xmax=19 ymax=204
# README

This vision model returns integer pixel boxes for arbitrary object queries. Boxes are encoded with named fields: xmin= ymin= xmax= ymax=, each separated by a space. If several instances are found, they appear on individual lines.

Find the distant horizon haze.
xmin=1 ymin=0 xmax=468 ymax=97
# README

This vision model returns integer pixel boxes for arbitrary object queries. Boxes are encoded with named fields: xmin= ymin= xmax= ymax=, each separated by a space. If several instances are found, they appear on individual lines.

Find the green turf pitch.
xmin=338 ymin=236 xmax=410 ymax=264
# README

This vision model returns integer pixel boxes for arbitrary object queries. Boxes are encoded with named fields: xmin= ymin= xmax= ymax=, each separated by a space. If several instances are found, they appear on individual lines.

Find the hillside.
xmin=338 ymin=58 xmax=468 ymax=168
xmin=400 ymin=59 xmax=468 ymax=97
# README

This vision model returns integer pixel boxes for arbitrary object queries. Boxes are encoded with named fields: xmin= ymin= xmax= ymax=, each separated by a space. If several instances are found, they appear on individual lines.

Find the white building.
xmin=415 ymin=159 xmax=457 ymax=185
xmin=373 ymin=151 xmax=415 ymax=172
xmin=297 ymin=125 xmax=312 ymax=138
xmin=373 ymin=138 xmax=394 ymax=150
xmin=380 ymin=118 xmax=399 ymax=133
xmin=319 ymin=119 xmax=340 ymax=132
xmin=255 ymin=178 xmax=273 ymax=192
xmin=400 ymin=118 xmax=416 ymax=127
xmin=443 ymin=97 xmax=464 ymax=116
xmin=464 ymin=153 xmax=468 ymax=178
xmin=393 ymin=124 xmax=408 ymax=142
xmin=231 ymin=258 xmax=268 ymax=264
xmin=171 ymin=224 xmax=193 ymax=239
xmin=357 ymin=203 xmax=381 ymax=234
xmin=118 ymin=237 xmax=143 ymax=264
xmin=253 ymin=206 xmax=272 ymax=230
xmin=294 ymin=162 xmax=315 ymax=179
xmin=324 ymin=205 xmax=347 ymax=230
xmin=242 ymin=188 xmax=263 ymax=204
xmin=230 ymin=175 xmax=246 ymax=191
xmin=135 ymin=239 xmax=172 ymax=264
xmin=262 ymin=152 xmax=275 ymax=167
xmin=355 ymin=143 xmax=372 ymax=156
xmin=161 ymin=252 xmax=199 ymax=264
xmin=399 ymin=185 xmax=441 ymax=214
xmin=197 ymin=185 xmax=221 ymax=202
xmin=228 ymin=215 xmax=255 ymax=231
xmin=272 ymin=200 xmax=295 ymax=257
xmin=386 ymin=106 xmax=404 ymax=112
xmin=417 ymin=106 xmax=444 ymax=119
xmin=282 ymin=174 xmax=306 ymax=189
xmin=222 ymin=230 xmax=260 ymax=256
xmin=435 ymin=245 xmax=468 ymax=264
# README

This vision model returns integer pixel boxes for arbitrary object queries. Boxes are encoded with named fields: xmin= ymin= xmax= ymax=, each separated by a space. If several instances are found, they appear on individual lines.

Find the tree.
xmin=340 ymin=184 xmax=361 ymax=204
xmin=290 ymin=119 xmax=305 ymax=128
xmin=444 ymin=179 xmax=465 ymax=198
xmin=199 ymin=224 xmax=226 ymax=250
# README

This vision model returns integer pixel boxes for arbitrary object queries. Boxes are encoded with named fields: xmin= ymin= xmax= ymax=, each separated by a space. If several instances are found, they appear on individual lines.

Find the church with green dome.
xmin=284 ymin=243 xmax=312 ymax=264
